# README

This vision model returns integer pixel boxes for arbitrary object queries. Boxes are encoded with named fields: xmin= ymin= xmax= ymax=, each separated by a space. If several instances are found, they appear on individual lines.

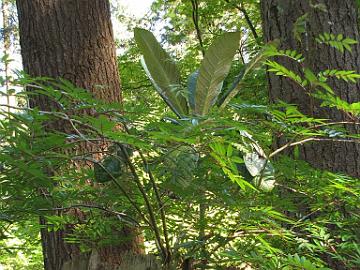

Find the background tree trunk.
xmin=2 ymin=0 xmax=11 ymax=109
xmin=261 ymin=0 xmax=360 ymax=178
xmin=261 ymin=1 xmax=360 ymax=269
xmin=16 ymin=1 xmax=143 ymax=269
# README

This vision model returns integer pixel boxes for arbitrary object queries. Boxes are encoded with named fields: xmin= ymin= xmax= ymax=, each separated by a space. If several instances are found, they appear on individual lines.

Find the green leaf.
xmin=94 ymin=156 xmax=123 ymax=183
xmin=293 ymin=13 xmax=308 ymax=42
xmin=349 ymin=102 xmax=360 ymax=116
xmin=217 ymin=66 xmax=246 ymax=106
xmin=134 ymin=28 xmax=189 ymax=117
xmin=163 ymin=145 xmax=199 ymax=188
xmin=187 ymin=70 xmax=199 ymax=111
xmin=304 ymin=68 xmax=317 ymax=84
xmin=266 ymin=60 xmax=303 ymax=84
xmin=316 ymin=32 xmax=357 ymax=53
xmin=219 ymin=40 xmax=280 ymax=109
xmin=194 ymin=32 xmax=240 ymax=116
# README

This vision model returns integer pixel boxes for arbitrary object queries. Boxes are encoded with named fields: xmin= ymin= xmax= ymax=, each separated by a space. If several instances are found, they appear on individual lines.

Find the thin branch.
xmin=138 ymin=150 xmax=172 ymax=263
xmin=291 ymin=201 xmax=336 ymax=228
xmin=123 ymin=84 xmax=153 ymax=91
xmin=191 ymin=0 xmax=205 ymax=56
xmin=313 ymin=121 xmax=360 ymax=128
xmin=118 ymin=145 xmax=168 ymax=261
xmin=73 ymin=156 xmax=151 ymax=227
xmin=210 ymin=229 xmax=275 ymax=255
xmin=224 ymin=0 xmax=259 ymax=43
xmin=37 ymin=204 xmax=140 ymax=226
xmin=269 ymin=137 xmax=360 ymax=158
xmin=122 ymin=124 xmax=171 ymax=260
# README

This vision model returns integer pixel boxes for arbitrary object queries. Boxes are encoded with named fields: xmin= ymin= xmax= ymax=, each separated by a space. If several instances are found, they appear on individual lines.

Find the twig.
xmin=73 ymin=156 xmax=151 ymax=228
xmin=224 ymin=0 xmax=259 ymax=43
xmin=122 ymin=124 xmax=171 ymax=261
xmin=118 ymin=145 xmax=168 ymax=261
xmin=138 ymin=150 xmax=172 ymax=263
xmin=313 ymin=121 xmax=360 ymax=128
xmin=37 ymin=204 xmax=140 ymax=226
xmin=191 ymin=0 xmax=205 ymax=56
xmin=269 ymin=137 xmax=360 ymax=158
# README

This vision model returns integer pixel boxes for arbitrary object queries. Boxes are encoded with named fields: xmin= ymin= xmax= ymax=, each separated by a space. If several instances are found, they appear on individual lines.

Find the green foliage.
xmin=193 ymin=32 xmax=240 ymax=116
xmin=293 ymin=13 xmax=308 ymax=42
xmin=0 ymin=69 xmax=351 ymax=268
xmin=266 ymin=60 xmax=304 ymax=85
xmin=0 ymin=220 xmax=43 ymax=270
xmin=1 ymin=2 xmax=360 ymax=270
xmin=160 ymin=145 xmax=199 ymax=189
xmin=134 ymin=28 xmax=188 ymax=117
xmin=135 ymin=28 xmax=242 ymax=117
xmin=1 ymin=57 xmax=359 ymax=270
xmin=94 ymin=144 xmax=132 ymax=183
xmin=265 ymin=42 xmax=360 ymax=118
xmin=319 ymin=69 xmax=360 ymax=83
xmin=315 ymin=33 xmax=358 ymax=53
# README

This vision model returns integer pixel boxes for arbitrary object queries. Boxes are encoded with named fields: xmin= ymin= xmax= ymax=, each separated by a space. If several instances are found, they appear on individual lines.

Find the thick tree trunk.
xmin=16 ymin=0 xmax=122 ymax=105
xmin=261 ymin=0 xmax=360 ymax=178
xmin=16 ymin=1 xmax=143 ymax=269
xmin=261 ymin=1 xmax=360 ymax=269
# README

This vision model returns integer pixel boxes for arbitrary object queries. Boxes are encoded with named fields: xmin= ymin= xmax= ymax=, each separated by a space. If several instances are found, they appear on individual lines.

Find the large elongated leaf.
xmin=134 ymin=28 xmax=188 ymax=117
xmin=219 ymin=41 xmax=280 ymax=110
xmin=194 ymin=32 xmax=240 ymax=116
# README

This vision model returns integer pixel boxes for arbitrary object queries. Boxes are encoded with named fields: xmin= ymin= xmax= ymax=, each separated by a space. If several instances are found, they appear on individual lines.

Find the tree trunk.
xmin=261 ymin=1 xmax=360 ymax=269
xmin=261 ymin=0 xmax=360 ymax=178
xmin=16 ymin=1 xmax=143 ymax=269
xmin=2 ymin=0 xmax=11 ymax=109
xmin=16 ymin=0 xmax=122 ymax=105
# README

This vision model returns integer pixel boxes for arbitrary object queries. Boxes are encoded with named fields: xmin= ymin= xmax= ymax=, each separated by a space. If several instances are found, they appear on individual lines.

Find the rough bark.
xmin=16 ymin=1 xmax=142 ymax=269
xmin=261 ymin=1 xmax=360 ymax=269
xmin=16 ymin=0 xmax=122 ymax=105
xmin=261 ymin=0 xmax=360 ymax=178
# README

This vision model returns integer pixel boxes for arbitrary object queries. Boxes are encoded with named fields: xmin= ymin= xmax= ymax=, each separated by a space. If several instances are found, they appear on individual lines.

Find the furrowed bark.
xmin=261 ymin=0 xmax=360 ymax=178
xmin=261 ymin=1 xmax=360 ymax=269
xmin=16 ymin=1 xmax=144 ymax=269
